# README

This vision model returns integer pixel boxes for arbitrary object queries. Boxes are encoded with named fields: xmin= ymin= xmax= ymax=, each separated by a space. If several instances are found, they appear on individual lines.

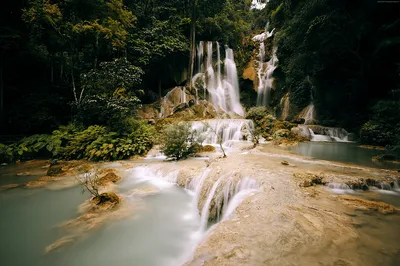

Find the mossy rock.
xmin=199 ymin=145 xmax=216 ymax=153
xmin=47 ymin=165 xmax=64 ymax=176
xmin=294 ymin=173 xmax=325 ymax=187
xmin=273 ymin=129 xmax=291 ymax=140
xmin=98 ymin=172 xmax=121 ymax=186
xmin=92 ymin=192 xmax=120 ymax=207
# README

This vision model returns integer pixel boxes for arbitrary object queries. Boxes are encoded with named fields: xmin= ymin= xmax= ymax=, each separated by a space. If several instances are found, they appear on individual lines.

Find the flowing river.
xmin=0 ymin=141 xmax=399 ymax=266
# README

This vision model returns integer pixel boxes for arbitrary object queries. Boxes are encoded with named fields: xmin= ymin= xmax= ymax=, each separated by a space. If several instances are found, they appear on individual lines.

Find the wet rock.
xmin=98 ymin=172 xmax=121 ymax=186
xmin=337 ymin=195 xmax=399 ymax=214
xmin=292 ymin=118 xmax=305 ymax=124
xmin=173 ymin=102 xmax=189 ymax=114
xmin=281 ymin=161 xmax=289 ymax=166
xmin=47 ymin=164 xmax=64 ymax=176
xmin=294 ymin=173 xmax=325 ymax=187
xmin=92 ymin=192 xmax=120 ymax=207
xmin=372 ymin=154 xmax=398 ymax=162
xmin=345 ymin=179 xmax=369 ymax=190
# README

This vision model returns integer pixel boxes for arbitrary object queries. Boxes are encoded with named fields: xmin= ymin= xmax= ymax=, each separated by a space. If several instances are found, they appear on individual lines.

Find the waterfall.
xmin=181 ymin=87 xmax=186 ymax=104
xmin=251 ymin=0 xmax=267 ymax=10
xmin=298 ymin=125 xmax=350 ymax=142
xmin=280 ymin=93 xmax=290 ymax=120
xmin=299 ymin=104 xmax=316 ymax=125
xmin=191 ymin=119 xmax=254 ymax=146
xmin=298 ymin=76 xmax=316 ymax=124
xmin=193 ymin=41 xmax=244 ymax=116
xmin=252 ymin=24 xmax=277 ymax=107
xmin=199 ymin=175 xmax=224 ymax=232
xmin=222 ymin=177 xmax=258 ymax=220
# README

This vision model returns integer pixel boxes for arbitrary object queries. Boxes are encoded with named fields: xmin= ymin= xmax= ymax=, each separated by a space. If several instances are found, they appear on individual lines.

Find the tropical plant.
xmin=160 ymin=122 xmax=202 ymax=160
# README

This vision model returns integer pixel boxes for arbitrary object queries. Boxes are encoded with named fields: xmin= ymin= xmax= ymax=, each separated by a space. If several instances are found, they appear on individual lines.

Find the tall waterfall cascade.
xmin=252 ymin=24 xmax=278 ymax=106
xmin=191 ymin=119 xmax=254 ymax=146
xmin=298 ymin=76 xmax=316 ymax=124
xmin=192 ymin=41 xmax=244 ymax=116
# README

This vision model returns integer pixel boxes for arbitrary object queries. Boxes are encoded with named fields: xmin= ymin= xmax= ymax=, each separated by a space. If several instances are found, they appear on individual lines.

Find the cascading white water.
xmin=299 ymin=104 xmax=316 ymax=125
xmin=252 ymin=23 xmax=278 ymax=106
xmin=222 ymin=177 xmax=258 ymax=220
xmin=298 ymin=76 xmax=316 ymax=124
xmin=306 ymin=127 xmax=350 ymax=142
xmin=251 ymin=0 xmax=267 ymax=10
xmin=191 ymin=119 xmax=254 ymax=145
xmin=192 ymin=42 xmax=244 ymax=116
xmin=199 ymin=175 xmax=224 ymax=232
xmin=181 ymin=87 xmax=187 ymax=103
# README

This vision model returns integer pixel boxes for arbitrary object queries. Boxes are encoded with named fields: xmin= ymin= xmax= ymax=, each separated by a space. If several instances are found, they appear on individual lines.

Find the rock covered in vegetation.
xmin=198 ymin=145 xmax=216 ymax=153
xmin=92 ymin=192 xmax=120 ymax=207
xmin=47 ymin=164 xmax=64 ymax=176
xmin=98 ymin=172 xmax=121 ymax=186
xmin=294 ymin=173 xmax=325 ymax=187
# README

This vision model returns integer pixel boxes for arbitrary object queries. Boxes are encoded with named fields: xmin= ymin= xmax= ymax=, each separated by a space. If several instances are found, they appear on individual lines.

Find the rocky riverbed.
xmin=1 ymin=143 xmax=399 ymax=266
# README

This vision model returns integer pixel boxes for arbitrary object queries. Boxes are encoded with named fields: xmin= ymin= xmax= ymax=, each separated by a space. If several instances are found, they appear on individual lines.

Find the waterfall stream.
xmin=252 ymin=23 xmax=278 ymax=106
xmin=191 ymin=119 xmax=254 ymax=146
xmin=192 ymin=41 xmax=244 ymax=116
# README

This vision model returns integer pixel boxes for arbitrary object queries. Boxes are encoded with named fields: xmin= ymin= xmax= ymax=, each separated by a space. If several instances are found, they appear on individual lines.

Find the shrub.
xmin=360 ymin=121 xmax=394 ymax=146
xmin=0 ymin=144 xmax=14 ymax=163
xmin=160 ymin=122 xmax=202 ymax=160
xmin=360 ymin=100 xmax=400 ymax=146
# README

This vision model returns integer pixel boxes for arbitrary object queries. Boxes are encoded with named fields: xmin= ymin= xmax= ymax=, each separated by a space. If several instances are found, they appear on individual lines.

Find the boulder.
xmin=292 ymin=118 xmax=305 ymax=124
xmin=294 ymin=173 xmax=325 ymax=187
xmin=173 ymin=103 xmax=189 ymax=114
xmin=92 ymin=192 xmax=120 ymax=207
xmin=47 ymin=162 xmax=64 ymax=176
xmin=98 ymin=172 xmax=121 ymax=186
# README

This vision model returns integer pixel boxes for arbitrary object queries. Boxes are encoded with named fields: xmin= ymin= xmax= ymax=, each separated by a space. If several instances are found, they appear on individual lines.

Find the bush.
xmin=360 ymin=121 xmax=394 ymax=146
xmin=62 ymin=122 xmax=154 ymax=161
xmin=0 ymin=144 xmax=14 ymax=163
xmin=360 ymin=100 xmax=400 ymax=146
xmin=1 ymin=120 xmax=155 ymax=163
xmin=160 ymin=122 xmax=202 ymax=160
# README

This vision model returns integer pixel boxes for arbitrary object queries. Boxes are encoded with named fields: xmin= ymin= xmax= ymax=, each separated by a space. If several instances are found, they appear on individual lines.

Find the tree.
xmin=161 ymin=122 xmax=203 ymax=160
xmin=77 ymin=172 xmax=100 ymax=197
xmin=203 ymin=121 xmax=227 ymax=158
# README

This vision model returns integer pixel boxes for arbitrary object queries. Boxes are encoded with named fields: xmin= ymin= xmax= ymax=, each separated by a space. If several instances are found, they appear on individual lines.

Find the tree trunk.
xmin=187 ymin=0 xmax=196 ymax=97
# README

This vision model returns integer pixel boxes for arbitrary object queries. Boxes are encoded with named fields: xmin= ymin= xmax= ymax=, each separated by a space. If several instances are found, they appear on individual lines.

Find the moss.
xmin=198 ymin=145 xmax=216 ymax=153
xmin=294 ymin=173 xmax=325 ymax=187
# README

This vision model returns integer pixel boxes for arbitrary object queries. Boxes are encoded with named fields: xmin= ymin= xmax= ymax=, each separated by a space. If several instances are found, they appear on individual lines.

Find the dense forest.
xmin=0 ymin=0 xmax=399 ymax=161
